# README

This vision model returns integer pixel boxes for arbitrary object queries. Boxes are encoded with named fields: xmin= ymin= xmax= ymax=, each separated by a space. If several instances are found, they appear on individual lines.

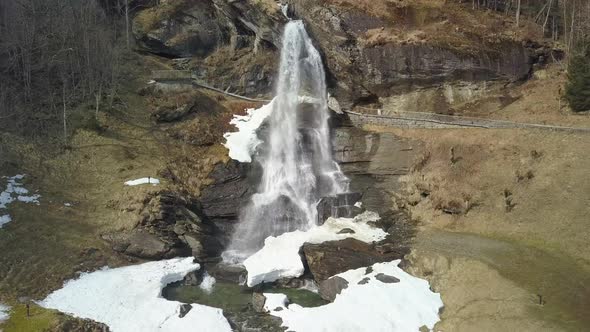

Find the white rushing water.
xmin=223 ymin=21 xmax=348 ymax=262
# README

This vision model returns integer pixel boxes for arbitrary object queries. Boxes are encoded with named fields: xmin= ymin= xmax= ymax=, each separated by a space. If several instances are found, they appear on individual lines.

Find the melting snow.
xmin=267 ymin=261 xmax=443 ymax=332
xmin=39 ymin=258 xmax=232 ymax=332
xmin=223 ymin=99 xmax=274 ymax=163
xmin=243 ymin=211 xmax=387 ymax=287
xmin=0 ymin=303 xmax=10 ymax=323
xmin=124 ymin=177 xmax=160 ymax=186
xmin=0 ymin=175 xmax=41 ymax=228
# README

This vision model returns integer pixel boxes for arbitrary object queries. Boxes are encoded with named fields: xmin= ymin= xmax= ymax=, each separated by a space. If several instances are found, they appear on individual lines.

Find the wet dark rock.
xmin=252 ymin=293 xmax=267 ymax=313
xmin=375 ymin=273 xmax=400 ymax=284
xmin=182 ymin=233 xmax=223 ymax=261
xmin=317 ymin=192 xmax=362 ymax=224
xmin=303 ymin=238 xmax=406 ymax=282
xmin=357 ymin=277 xmax=371 ymax=285
xmin=180 ymin=270 xmax=205 ymax=286
xmin=179 ymin=304 xmax=193 ymax=318
xmin=337 ymin=228 xmax=355 ymax=234
xmin=206 ymin=263 xmax=247 ymax=284
xmin=318 ymin=276 xmax=349 ymax=302
xmin=200 ymin=160 xmax=253 ymax=222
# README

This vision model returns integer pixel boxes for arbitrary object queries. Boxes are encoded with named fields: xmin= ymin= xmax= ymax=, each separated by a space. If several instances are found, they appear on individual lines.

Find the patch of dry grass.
xmin=369 ymin=126 xmax=590 ymax=269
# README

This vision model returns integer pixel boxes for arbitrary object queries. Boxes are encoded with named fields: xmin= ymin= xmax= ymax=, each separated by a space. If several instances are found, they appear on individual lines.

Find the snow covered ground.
xmin=0 ymin=175 xmax=41 ymax=228
xmin=223 ymin=99 xmax=274 ymax=163
xmin=0 ymin=303 xmax=10 ymax=324
xmin=266 ymin=261 xmax=443 ymax=332
xmin=243 ymin=211 xmax=387 ymax=286
xmin=39 ymin=258 xmax=231 ymax=332
xmin=124 ymin=177 xmax=160 ymax=186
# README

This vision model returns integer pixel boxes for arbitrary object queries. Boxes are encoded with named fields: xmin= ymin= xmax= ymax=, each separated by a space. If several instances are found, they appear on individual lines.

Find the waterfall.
xmin=223 ymin=21 xmax=349 ymax=262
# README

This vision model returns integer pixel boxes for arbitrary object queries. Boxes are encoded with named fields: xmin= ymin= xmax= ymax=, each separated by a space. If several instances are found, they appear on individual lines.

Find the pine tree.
xmin=565 ymin=45 xmax=590 ymax=112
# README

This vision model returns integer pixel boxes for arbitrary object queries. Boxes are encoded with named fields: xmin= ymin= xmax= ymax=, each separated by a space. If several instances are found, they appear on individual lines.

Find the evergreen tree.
xmin=565 ymin=45 xmax=590 ymax=112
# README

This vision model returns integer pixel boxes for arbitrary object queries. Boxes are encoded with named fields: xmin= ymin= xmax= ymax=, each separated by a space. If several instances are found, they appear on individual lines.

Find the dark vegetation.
xmin=0 ymin=0 xmax=144 ymax=141
xmin=0 ymin=0 xmax=588 ymax=143
xmin=565 ymin=44 xmax=590 ymax=112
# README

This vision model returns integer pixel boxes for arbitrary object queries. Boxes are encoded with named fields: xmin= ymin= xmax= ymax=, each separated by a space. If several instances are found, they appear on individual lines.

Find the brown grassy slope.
xmin=371 ymin=126 xmax=590 ymax=271
xmin=328 ymin=0 xmax=544 ymax=53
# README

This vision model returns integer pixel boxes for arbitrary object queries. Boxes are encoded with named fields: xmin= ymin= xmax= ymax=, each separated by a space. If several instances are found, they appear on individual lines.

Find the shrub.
xmin=565 ymin=45 xmax=590 ymax=112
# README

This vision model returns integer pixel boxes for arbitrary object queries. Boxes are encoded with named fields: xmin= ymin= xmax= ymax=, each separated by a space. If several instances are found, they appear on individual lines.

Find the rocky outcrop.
xmin=132 ymin=0 xmax=286 ymax=96
xmin=133 ymin=1 xmax=228 ymax=58
xmin=302 ymin=237 xmax=407 ymax=282
xmin=103 ymin=191 xmax=223 ymax=261
xmin=318 ymin=276 xmax=349 ymax=302
xmin=200 ymin=160 xmax=255 ymax=244
xmin=288 ymin=0 xmax=536 ymax=109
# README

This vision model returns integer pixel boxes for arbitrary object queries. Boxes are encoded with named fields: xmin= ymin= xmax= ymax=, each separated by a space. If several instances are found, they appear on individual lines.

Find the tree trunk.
xmin=62 ymin=83 xmax=67 ymax=143
xmin=543 ymin=0 xmax=554 ymax=35
xmin=125 ymin=0 xmax=130 ymax=49
xmin=516 ymin=0 xmax=522 ymax=26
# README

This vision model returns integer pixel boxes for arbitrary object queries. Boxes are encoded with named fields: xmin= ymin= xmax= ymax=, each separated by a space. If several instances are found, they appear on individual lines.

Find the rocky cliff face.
xmin=288 ymin=0 xmax=540 ymax=111
xmin=133 ymin=0 xmax=286 ymax=96
xmin=133 ymin=0 xmax=558 ymax=112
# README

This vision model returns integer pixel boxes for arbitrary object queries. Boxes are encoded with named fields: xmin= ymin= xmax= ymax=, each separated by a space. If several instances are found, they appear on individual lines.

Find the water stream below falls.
xmin=223 ymin=20 xmax=349 ymax=262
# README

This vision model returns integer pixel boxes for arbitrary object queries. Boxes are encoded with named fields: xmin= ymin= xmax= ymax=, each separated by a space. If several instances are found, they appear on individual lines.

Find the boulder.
xmin=104 ymin=230 xmax=185 ymax=260
xmin=179 ymin=304 xmax=193 ymax=318
xmin=375 ymin=273 xmax=400 ymax=284
xmin=302 ymin=238 xmax=406 ymax=282
xmin=252 ymin=293 xmax=267 ymax=313
xmin=124 ymin=231 xmax=171 ymax=259
xmin=318 ymin=276 xmax=349 ymax=302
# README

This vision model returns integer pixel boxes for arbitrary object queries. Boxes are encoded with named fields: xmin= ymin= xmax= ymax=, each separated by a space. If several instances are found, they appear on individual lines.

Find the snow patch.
xmin=244 ymin=211 xmax=386 ymax=287
xmin=223 ymin=99 xmax=274 ymax=163
xmin=268 ymin=261 xmax=443 ymax=332
xmin=0 ymin=303 xmax=10 ymax=323
xmin=124 ymin=177 xmax=160 ymax=186
xmin=0 ymin=175 xmax=41 ymax=228
xmin=263 ymin=293 xmax=289 ymax=312
xmin=39 ymin=258 xmax=232 ymax=332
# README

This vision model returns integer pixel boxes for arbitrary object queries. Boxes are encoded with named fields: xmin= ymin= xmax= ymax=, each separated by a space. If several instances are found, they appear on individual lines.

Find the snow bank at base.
xmin=244 ymin=211 xmax=386 ymax=287
xmin=267 ymin=261 xmax=443 ymax=332
xmin=39 ymin=258 xmax=231 ymax=332
xmin=0 ymin=175 xmax=41 ymax=228
xmin=0 ymin=303 xmax=10 ymax=323
xmin=124 ymin=177 xmax=160 ymax=186
xmin=223 ymin=99 xmax=274 ymax=163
